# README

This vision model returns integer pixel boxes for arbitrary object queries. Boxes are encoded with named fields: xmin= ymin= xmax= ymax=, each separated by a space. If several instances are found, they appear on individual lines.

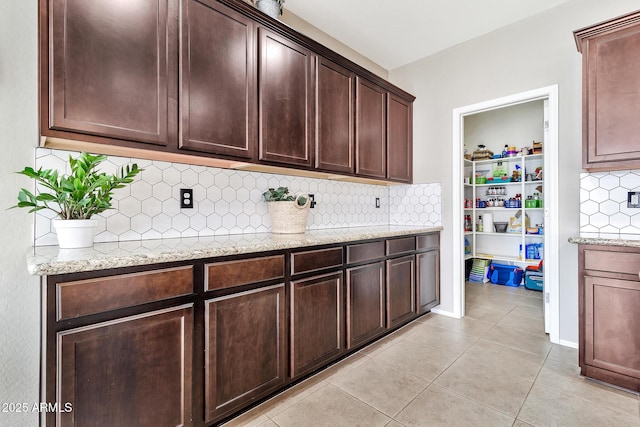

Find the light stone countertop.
xmin=27 ymin=225 xmax=443 ymax=276
xmin=568 ymin=233 xmax=640 ymax=248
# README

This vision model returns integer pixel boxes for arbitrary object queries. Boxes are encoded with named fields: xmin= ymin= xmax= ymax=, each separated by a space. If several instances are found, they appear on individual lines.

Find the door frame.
xmin=450 ymin=85 xmax=560 ymax=344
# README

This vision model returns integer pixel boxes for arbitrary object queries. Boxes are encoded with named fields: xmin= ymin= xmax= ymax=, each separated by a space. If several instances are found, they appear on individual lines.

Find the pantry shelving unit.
xmin=464 ymin=154 xmax=544 ymax=266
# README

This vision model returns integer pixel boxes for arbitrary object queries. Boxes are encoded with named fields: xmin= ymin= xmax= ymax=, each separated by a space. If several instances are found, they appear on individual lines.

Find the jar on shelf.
xmin=477 ymin=215 xmax=484 ymax=232
xmin=464 ymin=215 xmax=472 ymax=231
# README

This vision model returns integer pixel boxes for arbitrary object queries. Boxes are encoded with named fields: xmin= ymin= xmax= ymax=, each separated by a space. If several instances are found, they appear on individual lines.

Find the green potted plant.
xmin=11 ymin=152 xmax=143 ymax=248
xmin=254 ymin=0 xmax=284 ymax=19
xmin=262 ymin=187 xmax=310 ymax=234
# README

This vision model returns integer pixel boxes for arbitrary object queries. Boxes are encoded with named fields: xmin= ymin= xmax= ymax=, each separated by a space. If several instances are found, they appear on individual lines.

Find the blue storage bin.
xmin=488 ymin=263 xmax=523 ymax=287
xmin=525 ymin=270 xmax=543 ymax=291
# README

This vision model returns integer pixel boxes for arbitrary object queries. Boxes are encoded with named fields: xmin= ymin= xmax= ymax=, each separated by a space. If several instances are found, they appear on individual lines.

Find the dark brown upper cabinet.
xmin=46 ymin=0 xmax=177 ymax=146
xmin=387 ymin=93 xmax=413 ymax=183
xmin=180 ymin=0 xmax=256 ymax=159
xmin=575 ymin=11 xmax=640 ymax=172
xmin=258 ymin=28 xmax=315 ymax=168
xmin=355 ymin=77 xmax=387 ymax=179
xmin=316 ymin=58 xmax=355 ymax=174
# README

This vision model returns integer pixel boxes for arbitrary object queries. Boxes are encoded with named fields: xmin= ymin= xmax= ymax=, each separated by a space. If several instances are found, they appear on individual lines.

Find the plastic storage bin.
xmin=525 ymin=262 xmax=544 ymax=291
xmin=488 ymin=263 xmax=523 ymax=287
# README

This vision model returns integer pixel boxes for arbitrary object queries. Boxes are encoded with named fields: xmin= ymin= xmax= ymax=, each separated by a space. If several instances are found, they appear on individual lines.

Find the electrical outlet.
xmin=375 ymin=197 xmax=380 ymax=208
xmin=309 ymin=194 xmax=316 ymax=208
xmin=180 ymin=189 xmax=193 ymax=209
xmin=628 ymin=191 xmax=640 ymax=208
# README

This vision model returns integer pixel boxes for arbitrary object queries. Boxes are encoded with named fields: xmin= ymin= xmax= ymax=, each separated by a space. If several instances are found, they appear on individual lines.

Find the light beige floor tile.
xmin=327 ymin=358 xmax=428 ymax=417
xmin=220 ymin=409 xmax=271 ymax=427
xmin=271 ymin=384 xmax=391 ymax=427
xmin=394 ymin=384 xmax=514 ymax=427
xmin=313 ymin=352 xmax=371 ymax=382
xmin=433 ymin=357 xmax=533 ymax=417
xmin=457 ymin=339 xmax=545 ymax=382
xmin=259 ymin=376 xmax=328 ymax=418
xmin=497 ymin=312 xmax=546 ymax=338
xmin=536 ymin=359 xmax=640 ymax=417
xmin=421 ymin=314 xmax=494 ymax=338
xmin=510 ymin=303 xmax=543 ymax=320
xmin=547 ymin=343 xmax=578 ymax=365
xmin=469 ymin=298 xmax=520 ymax=313
xmin=357 ymin=332 xmax=405 ymax=357
xmin=256 ymin=420 xmax=278 ymax=427
xmin=518 ymin=383 xmax=640 ymax=427
xmin=512 ymin=420 xmax=535 ymax=427
xmin=385 ymin=421 xmax=406 ymax=427
xmin=373 ymin=339 xmax=459 ymax=382
xmin=464 ymin=304 xmax=510 ymax=324
xmin=482 ymin=324 xmax=552 ymax=357
xmin=518 ymin=295 xmax=544 ymax=308
xmin=404 ymin=323 xmax=477 ymax=354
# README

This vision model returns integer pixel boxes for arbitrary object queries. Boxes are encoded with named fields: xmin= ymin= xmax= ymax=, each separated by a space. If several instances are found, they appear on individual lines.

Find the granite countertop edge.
xmin=27 ymin=226 xmax=443 ymax=276
xmin=568 ymin=235 xmax=640 ymax=248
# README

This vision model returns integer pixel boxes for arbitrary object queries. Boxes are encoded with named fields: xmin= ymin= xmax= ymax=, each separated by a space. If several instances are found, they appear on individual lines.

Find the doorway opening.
xmin=450 ymin=85 xmax=559 ymax=343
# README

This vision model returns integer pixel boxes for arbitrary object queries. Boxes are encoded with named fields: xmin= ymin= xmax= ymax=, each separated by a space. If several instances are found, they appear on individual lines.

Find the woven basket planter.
xmin=267 ymin=195 xmax=310 ymax=234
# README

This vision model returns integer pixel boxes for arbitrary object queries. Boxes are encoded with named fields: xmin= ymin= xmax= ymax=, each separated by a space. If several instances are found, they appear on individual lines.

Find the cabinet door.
xmin=48 ymin=0 xmax=176 ymax=146
xmin=355 ymin=77 xmax=386 ymax=179
xmin=387 ymin=93 xmax=413 ymax=183
xmin=582 ymin=19 xmax=640 ymax=170
xmin=259 ymin=28 xmax=315 ymax=167
xmin=583 ymin=276 xmax=640 ymax=383
xmin=386 ymin=255 xmax=416 ymax=328
xmin=416 ymin=250 xmax=440 ymax=314
xmin=346 ymin=262 xmax=385 ymax=349
xmin=205 ymin=284 xmax=286 ymax=423
xmin=290 ymin=272 xmax=344 ymax=378
xmin=316 ymin=58 xmax=355 ymax=174
xmin=55 ymin=305 xmax=193 ymax=427
xmin=180 ymin=0 xmax=256 ymax=158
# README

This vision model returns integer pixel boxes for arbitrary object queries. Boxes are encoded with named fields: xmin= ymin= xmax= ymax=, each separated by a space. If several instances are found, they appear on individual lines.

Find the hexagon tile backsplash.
xmin=33 ymin=149 xmax=442 ymax=246
xmin=580 ymin=170 xmax=640 ymax=234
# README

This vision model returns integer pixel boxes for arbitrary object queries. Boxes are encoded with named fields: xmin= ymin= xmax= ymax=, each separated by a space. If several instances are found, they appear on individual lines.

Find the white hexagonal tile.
xmin=199 ymin=199 xmax=215 ymax=216
xmin=207 ymin=214 xmax=222 ymax=230
xmin=580 ymin=174 xmax=601 ymax=192
xmin=610 ymin=212 xmax=631 ymax=229
xmin=141 ymin=198 xmax=162 ymax=217
xmin=152 ymin=213 xmax=172 ymax=233
xmin=216 ymin=200 xmax=230 ymax=214
xmin=106 ymin=213 xmax=130 ymax=235
xmin=207 ymin=186 xmax=222 ymax=202
xmin=429 ymin=194 xmax=439 ymax=206
xmin=182 ymin=169 xmax=198 ymax=187
xmin=131 ymin=214 xmax=152 ymax=233
xmin=162 ymin=198 xmax=180 ymax=217
xmin=141 ymin=165 xmax=162 ymax=184
xmin=589 ymin=212 xmax=609 ymax=229
xmin=215 ymin=172 xmax=230 ymax=188
xmin=589 ymin=187 xmax=609 ymax=203
xmin=599 ymin=174 xmax=620 ymax=190
xmin=199 ymin=171 xmax=215 ymax=187
xmin=117 ymin=196 xmax=141 ymax=217
xmin=619 ymin=172 xmax=640 ymax=190
xmin=229 ymin=201 xmax=243 ymax=216
xmin=130 ymin=180 xmax=152 ymax=201
xmin=222 ymin=187 xmax=236 ymax=203
xmin=222 ymin=212 xmax=236 ymax=229
xmin=172 ymin=214 xmax=190 ymax=232
xmin=190 ymin=214 xmax=207 ymax=231
xmin=599 ymin=200 xmax=619 ymax=216
xmin=152 ymin=182 xmax=172 ymax=201
xmin=581 ymin=200 xmax=599 ymax=216
xmin=162 ymin=168 xmax=181 ymax=186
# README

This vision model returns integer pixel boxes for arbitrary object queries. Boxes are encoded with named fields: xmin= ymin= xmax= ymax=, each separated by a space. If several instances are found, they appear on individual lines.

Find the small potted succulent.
xmin=11 ymin=152 xmax=142 ymax=248
xmin=262 ymin=187 xmax=310 ymax=234
xmin=254 ymin=0 xmax=284 ymax=19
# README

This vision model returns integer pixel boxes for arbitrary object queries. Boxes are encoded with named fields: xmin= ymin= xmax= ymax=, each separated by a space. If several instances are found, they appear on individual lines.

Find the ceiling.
xmin=284 ymin=0 xmax=574 ymax=70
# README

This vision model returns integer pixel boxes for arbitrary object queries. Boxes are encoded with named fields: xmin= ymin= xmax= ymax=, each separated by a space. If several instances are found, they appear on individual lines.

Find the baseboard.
xmin=558 ymin=339 xmax=578 ymax=349
xmin=430 ymin=306 xmax=461 ymax=319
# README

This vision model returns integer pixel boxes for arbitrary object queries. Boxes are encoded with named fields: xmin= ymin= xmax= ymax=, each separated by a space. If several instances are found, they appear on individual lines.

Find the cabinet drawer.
xmin=291 ymin=247 xmax=343 ymax=275
xmin=56 ymin=266 xmax=193 ymax=321
xmin=206 ymin=255 xmax=284 ymax=291
xmin=584 ymin=249 xmax=640 ymax=277
xmin=346 ymin=241 xmax=385 ymax=264
xmin=386 ymin=237 xmax=416 ymax=255
xmin=417 ymin=233 xmax=439 ymax=251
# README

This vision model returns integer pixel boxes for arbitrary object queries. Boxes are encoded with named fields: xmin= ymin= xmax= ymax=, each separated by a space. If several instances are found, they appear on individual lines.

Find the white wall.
xmin=0 ymin=1 xmax=40 ymax=426
xmin=390 ymin=0 xmax=640 ymax=344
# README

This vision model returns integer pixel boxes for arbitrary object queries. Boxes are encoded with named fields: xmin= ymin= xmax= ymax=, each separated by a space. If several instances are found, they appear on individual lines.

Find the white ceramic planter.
xmin=52 ymin=219 xmax=99 ymax=249
xmin=256 ymin=0 xmax=280 ymax=19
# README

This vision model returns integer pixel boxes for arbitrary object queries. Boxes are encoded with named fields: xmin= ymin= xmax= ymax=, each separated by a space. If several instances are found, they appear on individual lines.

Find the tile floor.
xmin=222 ymin=282 xmax=640 ymax=426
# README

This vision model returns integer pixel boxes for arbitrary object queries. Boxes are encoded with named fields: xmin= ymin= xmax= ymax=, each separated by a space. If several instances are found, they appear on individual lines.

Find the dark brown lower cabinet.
xmin=290 ymin=272 xmax=344 ymax=378
xmin=416 ymin=249 xmax=440 ymax=314
xmin=579 ymin=245 xmax=640 ymax=392
xmin=386 ymin=255 xmax=416 ymax=328
xmin=56 ymin=305 xmax=193 ymax=427
xmin=346 ymin=262 xmax=385 ymax=349
xmin=204 ymin=284 xmax=287 ymax=422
